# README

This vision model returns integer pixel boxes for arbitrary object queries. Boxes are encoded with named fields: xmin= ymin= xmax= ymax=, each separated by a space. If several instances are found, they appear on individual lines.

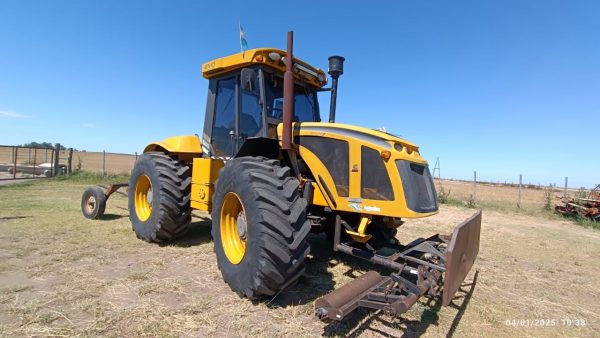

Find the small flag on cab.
xmin=239 ymin=23 xmax=248 ymax=53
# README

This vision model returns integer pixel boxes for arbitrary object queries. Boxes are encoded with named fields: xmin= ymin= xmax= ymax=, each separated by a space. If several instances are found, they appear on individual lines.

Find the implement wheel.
xmin=212 ymin=157 xmax=311 ymax=299
xmin=128 ymin=152 xmax=191 ymax=242
xmin=81 ymin=186 xmax=107 ymax=219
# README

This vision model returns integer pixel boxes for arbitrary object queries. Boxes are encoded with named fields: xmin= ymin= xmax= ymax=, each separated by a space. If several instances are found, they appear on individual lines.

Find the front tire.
xmin=212 ymin=157 xmax=311 ymax=299
xmin=128 ymin=152 xmax=191 ymax=242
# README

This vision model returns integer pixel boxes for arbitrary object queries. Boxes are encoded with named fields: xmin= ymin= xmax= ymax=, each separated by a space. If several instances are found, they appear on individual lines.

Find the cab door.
xmin=238 ymin=70 xmax=264 ymax=144
xmin=208 ymin=69 xmax=265 ymax=158
xmin=210 ymin=76 xmax=237 ymax=157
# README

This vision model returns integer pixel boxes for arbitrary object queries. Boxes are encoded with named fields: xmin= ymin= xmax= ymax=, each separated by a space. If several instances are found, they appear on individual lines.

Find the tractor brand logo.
xmin=349 ymin=203 xmax=362 ymax=211
xmin=349 ymin=203 xmax=380 ymax=212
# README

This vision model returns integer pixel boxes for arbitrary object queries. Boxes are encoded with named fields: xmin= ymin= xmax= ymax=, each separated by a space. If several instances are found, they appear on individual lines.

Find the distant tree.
xmin=20 ymin=142 xmax=67 ymax=150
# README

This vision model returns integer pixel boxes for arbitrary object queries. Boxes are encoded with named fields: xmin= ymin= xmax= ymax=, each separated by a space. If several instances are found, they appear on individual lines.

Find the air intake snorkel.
xmin=327 ymin=56 xmax=345 ymax=123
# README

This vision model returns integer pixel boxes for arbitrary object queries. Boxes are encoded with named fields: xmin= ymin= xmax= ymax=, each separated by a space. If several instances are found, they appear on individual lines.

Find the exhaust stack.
xmin=282 ymin=31 xmax=294 ymax=150
xmin=327 ymin=56 xmax=345 ymax=123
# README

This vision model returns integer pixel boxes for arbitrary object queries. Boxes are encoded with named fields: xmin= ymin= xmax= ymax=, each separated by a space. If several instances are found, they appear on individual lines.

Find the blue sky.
xmin=1 ymin=0 xmax=598 ymax=187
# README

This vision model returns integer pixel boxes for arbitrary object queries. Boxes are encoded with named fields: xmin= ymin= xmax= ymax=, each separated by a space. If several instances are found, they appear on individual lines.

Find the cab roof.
xmin=201 ymin=48 xmax=327 ymax=88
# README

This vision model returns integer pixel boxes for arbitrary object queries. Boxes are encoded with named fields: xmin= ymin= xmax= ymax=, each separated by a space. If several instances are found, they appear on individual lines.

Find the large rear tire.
xmin=128 ymin=152 xmax=191 ymax=242
xmin=211 ymin=157 xmax=311 ymax=299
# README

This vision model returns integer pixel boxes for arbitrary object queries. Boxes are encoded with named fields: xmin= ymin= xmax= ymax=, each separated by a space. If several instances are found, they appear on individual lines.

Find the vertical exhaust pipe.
xmin=282 ymin=31 xmax=294 ymax=150
xmin=328 ymin=56 xmax=345 ymax=123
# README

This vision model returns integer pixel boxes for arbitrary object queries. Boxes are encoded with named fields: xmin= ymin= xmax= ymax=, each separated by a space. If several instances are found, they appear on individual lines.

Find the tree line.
xmin=19 ymin=142 xmax=73 ymax=150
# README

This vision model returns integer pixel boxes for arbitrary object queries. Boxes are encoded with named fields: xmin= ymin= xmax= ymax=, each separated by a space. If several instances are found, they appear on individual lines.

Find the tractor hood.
xmin=277 ymin=122 xmax=438 ymax=219
xmin=285 ymin=122 xmax=425 ymax=163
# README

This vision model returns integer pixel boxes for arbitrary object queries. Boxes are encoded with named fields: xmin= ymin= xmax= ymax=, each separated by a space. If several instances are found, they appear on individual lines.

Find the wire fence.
xmin=0 ymin=144 xmax=137 ymax=180
xmin=434 ymin=171 xmax=595 ymax=210
xmin=71 ymin=150 xmax=137 ymax=174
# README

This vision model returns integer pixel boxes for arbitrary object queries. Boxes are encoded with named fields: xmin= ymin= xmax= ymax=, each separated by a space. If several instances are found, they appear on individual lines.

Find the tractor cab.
xmin=201 ymin=48 xmax=325 ymax=157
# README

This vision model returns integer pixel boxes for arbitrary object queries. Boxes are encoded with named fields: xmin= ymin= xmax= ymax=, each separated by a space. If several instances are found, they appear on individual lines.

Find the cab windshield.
xmin=264 ymin=75 xmax=320 ymax=122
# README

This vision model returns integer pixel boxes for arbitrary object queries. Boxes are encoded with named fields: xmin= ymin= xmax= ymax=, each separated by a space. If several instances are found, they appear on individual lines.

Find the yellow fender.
xmin=144 ymin=135 xmax=202 ymax=154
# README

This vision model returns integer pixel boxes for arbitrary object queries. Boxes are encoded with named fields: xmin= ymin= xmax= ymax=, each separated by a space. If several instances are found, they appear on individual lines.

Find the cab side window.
xmin=240 ymin=80 xmax=262 ymax=139
xmin=212 ymin=77 xmax=236 ymax=156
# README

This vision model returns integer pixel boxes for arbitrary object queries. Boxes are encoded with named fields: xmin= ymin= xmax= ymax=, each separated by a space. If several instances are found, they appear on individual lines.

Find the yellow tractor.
xmin=81 ymin=32 xmax=481 ymax=321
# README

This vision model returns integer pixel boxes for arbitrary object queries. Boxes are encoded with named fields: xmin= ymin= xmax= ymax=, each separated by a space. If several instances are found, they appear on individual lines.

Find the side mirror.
xmin=240 ymin=68 xmax=257 ymax=91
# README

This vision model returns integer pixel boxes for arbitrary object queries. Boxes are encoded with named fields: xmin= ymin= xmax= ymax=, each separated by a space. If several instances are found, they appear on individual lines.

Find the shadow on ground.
xmin=0 ymin=216 xmax=30 ymax=220
xmin=161 ymin=217 xmax=213 ymax=247
xmin=263 ymin=234 xmax=392 ymax=309
xmin=99 ymin=213 xmax=126 ymax=221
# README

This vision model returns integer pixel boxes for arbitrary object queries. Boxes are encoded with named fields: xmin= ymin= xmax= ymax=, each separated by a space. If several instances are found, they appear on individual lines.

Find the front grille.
xmin=396 ymin=160 xmax=438 ymax=213
xmin=361 ymin=146 xmax=394 ymax=200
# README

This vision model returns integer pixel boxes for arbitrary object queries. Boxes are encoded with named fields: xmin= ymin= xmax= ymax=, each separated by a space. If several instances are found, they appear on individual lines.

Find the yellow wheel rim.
xmin=134 ymin=175 xmax=152 ymax=221
xmin=220 ymin=192 xmax=247 ymax=265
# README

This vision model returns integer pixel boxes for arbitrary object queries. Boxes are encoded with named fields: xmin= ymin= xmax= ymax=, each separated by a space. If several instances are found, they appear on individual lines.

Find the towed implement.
xmin=555 ymin=184 xmax=600 ymax=222
xmin=82 ymin=32 xmax=481 ymax=322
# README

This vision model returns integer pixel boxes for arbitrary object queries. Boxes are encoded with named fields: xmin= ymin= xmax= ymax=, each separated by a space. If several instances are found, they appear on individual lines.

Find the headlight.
xmin=268 ymin=52 xmax=281 ymax=62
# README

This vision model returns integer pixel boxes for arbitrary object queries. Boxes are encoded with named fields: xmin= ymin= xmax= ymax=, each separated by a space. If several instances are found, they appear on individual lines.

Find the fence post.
xmin=53 ymin=143 xmax=61 ymax=176
xmin=33 ymin=148 xmax=37 ymax=177
xmin=102 ymin=150 xmax=106 ymax=176
xmin=67 ymin=148 xmax=73 ymax=174
xmin=517 ymin=174 xmax=522 ymax=209
xmin=473 ymin=171 xmax=477 ymax=203
xmin=563 ymin=177 xmax=568 ymax=199
xmin=12 ymin=147 xmax=18 ymax=179
xmin=49 ymin=147 xmax=54 ymax=177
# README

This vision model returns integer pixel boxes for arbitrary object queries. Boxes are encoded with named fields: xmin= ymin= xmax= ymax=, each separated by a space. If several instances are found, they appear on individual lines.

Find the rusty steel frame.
xmin=555 ymin=187 xmax=600 ymax=222
xmin=99 ymin=183 xmax=129 ymax=199
xmin=442 ymin=210 xmax=482 ymax=306
xmin=315 ymin=210 xmax=482 ymax=321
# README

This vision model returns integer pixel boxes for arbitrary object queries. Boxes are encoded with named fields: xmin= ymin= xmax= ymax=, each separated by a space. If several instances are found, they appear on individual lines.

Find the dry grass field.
xmin=433 ymin=179 xmax=590 ymax=211
xmin=0 ymin=177 xmax=599 ymax=337
xmin=435 ymin=179 xmax=545 ymax=209
xmin=71 ymin=151 xmax=136 ymax=174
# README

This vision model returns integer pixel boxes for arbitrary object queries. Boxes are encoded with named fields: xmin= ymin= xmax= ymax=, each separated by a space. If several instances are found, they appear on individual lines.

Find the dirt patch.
xmin=0 ymin=179 xmax=598 ymax=337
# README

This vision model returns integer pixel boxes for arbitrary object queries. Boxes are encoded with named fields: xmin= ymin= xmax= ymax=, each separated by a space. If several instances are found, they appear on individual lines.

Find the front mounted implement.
xmin=315 ymin=210 xmax=482 ymax=321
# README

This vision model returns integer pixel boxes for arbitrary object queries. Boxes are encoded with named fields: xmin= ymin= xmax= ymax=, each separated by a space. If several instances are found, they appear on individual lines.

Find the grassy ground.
xmin=0 ymin=176 xmax=599 ymax=337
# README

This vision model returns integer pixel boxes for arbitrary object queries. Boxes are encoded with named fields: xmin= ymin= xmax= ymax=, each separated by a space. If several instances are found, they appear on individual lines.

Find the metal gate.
xmin=0 ymin=145 xmax=69 ymax=180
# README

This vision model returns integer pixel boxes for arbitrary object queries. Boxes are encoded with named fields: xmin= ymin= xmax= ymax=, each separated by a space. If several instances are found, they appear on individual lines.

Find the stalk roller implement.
xmin=81 ymin=31 xmax=482 ymax=324
xmin=315 ymin=210 xmax=481 ymax=320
